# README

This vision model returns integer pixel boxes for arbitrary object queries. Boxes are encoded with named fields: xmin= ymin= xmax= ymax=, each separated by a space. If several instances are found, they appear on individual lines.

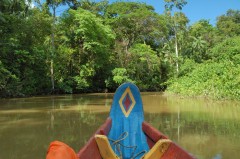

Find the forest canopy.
xmin=1 ymin=0 xmax=240 ymax=99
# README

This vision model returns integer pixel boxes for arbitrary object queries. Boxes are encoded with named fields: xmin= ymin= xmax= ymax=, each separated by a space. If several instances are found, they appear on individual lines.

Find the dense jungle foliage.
xmin=1 ymin=0 xmax=240 ymax=99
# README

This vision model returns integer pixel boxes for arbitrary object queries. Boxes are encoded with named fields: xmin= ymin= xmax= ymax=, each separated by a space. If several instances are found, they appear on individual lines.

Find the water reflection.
xmin=143 ymin=94 xmax=240 ymax=159
xmin=0 ymin=93 xmax=240 ymax=159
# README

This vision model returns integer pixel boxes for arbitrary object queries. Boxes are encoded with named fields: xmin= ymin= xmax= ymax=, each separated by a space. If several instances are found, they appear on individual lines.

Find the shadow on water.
xmin=0 ymin=93 xmax=240 ymax=159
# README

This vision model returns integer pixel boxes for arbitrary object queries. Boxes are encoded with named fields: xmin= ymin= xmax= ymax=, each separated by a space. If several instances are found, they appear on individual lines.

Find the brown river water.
xmin=0 ymin=92 xmax=240 ymax=159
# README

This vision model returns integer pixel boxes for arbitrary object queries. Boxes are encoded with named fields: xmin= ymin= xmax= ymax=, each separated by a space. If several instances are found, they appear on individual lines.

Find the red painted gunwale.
xmin=77 ymin=118 xmax=112 ymax=159
xmin=142 ymin=122 xmax=195 ymax=159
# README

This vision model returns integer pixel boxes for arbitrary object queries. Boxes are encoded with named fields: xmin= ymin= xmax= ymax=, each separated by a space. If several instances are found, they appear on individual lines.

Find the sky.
xmin=124 ymin=0 xmax=240 ymax=25
xmin=55 ymin=0 xmax=240 ymax=25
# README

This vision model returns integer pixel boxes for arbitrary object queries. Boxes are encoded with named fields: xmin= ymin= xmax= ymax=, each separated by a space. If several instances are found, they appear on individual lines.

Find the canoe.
xmin=77 ymin=83 xmax=195 ymax=159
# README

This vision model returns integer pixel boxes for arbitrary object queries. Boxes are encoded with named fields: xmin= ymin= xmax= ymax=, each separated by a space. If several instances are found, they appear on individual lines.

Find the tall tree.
xmin=189 ymin=20 xmax=216 ymax=45
xmin=105 ymin=2 xmax=168 ymax=67
xmin=70 ymin=0 xmax=108 ymax=16
xmin=45 ymin=0 xmax=76 ymax=92
xmin=128 ymin=43 xmax=161 ymax=90
xmin=191 ymin=36 xmax=207 ymax=62
xmin=0 ymin=3 xmax=52 ymax=96
xmin=164 ymin=0 xmax=187 ymax=74
xmin=217 ymin=9 xmax=240 ymax=37
xmin=181 ymin=20 xmax=217 ymax=62
xmin=55 ymin=8 xmax=115 ymax=92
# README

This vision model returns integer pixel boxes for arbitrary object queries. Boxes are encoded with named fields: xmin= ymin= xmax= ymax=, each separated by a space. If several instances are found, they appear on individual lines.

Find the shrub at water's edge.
xmin=167 ymin=37 xmax=240 ymax=100
xmin=167 ymin=61 xmax=240 ymax=99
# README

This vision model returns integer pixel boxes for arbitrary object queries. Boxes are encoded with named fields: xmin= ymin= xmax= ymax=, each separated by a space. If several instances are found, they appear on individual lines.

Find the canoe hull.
xmin=77 ymin=83 xmax=194 ymax=159
xmin=77 ymin=118 xmax=112 ymax=159
xmin=142 ymin=122 xmax=194 ymax=159
xmin=77 ymin=118 xmax=195 ymax=159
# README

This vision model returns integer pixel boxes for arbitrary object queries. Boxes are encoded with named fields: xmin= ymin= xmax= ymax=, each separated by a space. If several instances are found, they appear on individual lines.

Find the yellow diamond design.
xmin=119 ymin=87 xmax=136 ymax=117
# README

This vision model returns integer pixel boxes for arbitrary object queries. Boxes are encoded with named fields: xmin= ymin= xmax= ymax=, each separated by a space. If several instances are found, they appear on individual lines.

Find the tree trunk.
xmin=174 ymin=18 xmax=179 ymax=75
xmin=51 ymin=6 xmax=56 ymax=92
xmin=175 ymin=33 xmax=179 ymax=74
